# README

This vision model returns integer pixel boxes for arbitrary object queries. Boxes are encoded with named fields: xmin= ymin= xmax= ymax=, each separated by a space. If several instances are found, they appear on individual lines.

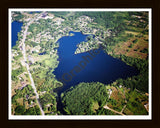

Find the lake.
xmin=53 ymin=31 xmax=139 ymax=94
xmin=12 ymin=21 xmax=23 ymax=47
xmin=29 ymin=11 xmax=41 ymax=14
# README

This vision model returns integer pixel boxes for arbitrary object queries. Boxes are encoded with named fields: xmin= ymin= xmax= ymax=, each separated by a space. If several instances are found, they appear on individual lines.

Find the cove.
xmin=11 ymin=21 xmax=23 ymax=48
xmin=53 ymin=31 xmax=139 ymax=94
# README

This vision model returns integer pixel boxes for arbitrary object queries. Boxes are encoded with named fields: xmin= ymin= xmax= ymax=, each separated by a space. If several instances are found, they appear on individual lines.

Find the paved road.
xmin=21 ymin=13 xmax=45 ymax=115
xmin=103 ymin=105 xmax=125 ymax=116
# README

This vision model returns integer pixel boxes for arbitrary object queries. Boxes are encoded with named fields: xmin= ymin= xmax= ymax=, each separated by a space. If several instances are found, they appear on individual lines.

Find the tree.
xmin=62 ymin=82 xmax=108 ymax=115
xmin=15 ymin=105 xmax=25 ymax=115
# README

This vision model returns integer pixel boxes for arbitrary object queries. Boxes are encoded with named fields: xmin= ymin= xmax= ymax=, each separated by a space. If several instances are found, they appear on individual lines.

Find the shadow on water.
xmin=53 ymin=86 xmax=68 ymax=115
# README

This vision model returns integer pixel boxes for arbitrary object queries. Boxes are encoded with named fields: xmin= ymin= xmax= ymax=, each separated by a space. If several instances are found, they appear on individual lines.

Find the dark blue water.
xmin=29 ymin=11 xmax=41 ymax=14
xmin=39 ymin=52 xmax=46 ymax=55
xmin=53 ymin=31 xmax=139 ymax=93
xmin=12 ymin=21 xmax=23 ymax=47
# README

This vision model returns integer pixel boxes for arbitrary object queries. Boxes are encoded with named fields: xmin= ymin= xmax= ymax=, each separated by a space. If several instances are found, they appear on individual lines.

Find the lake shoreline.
xmin=12 ymin=21 xmax=23 ymax=48
xmin=53 ymin=31 xmax=139 ymax=97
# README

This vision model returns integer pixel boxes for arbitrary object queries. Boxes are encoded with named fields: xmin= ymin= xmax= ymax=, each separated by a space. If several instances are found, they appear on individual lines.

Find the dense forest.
xmin=115 ymin=55 xmax=148 ymax=92
xmin=61 ymin=82 xmax=108 ymax=115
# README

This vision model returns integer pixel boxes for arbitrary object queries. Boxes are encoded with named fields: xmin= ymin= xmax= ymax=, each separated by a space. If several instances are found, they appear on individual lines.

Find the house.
xmin=18 ymin=82 xmax=27 ymax=90
xmin=41 ymin=12 xmax=47 ymax=18
xmin=26 ymin=94 xmax=29 ymax=100
xmin=119 ymin=85 xmax=122 ymax=88
xmin=108 ymin=89 xmax=112 ymax=98
xmin=28 ymin=55 xmax=34 ymax=63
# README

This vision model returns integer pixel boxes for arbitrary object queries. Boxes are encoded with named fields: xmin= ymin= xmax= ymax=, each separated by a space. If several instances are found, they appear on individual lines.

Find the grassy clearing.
xmin=16 ymin=98 xmax=23 ymax=106
xmin=123 ymin=108 xmax=133 ymax=115
xmin=44 ymin=58 xmax=58 ymax=67
xmin=113 ymin=32 xmax=148 ymax=59
xmin=125 ymin=31 xmax=139 ymax=35
xmin=92 ymin=101 xmax=99 ymax=112
xmin=107 ymin=87 xmax=126 ymax=112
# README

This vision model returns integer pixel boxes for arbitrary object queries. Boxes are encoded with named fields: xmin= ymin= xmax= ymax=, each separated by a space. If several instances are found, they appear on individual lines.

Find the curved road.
xmin=21 ymin=13 xmax=45 ymax=115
